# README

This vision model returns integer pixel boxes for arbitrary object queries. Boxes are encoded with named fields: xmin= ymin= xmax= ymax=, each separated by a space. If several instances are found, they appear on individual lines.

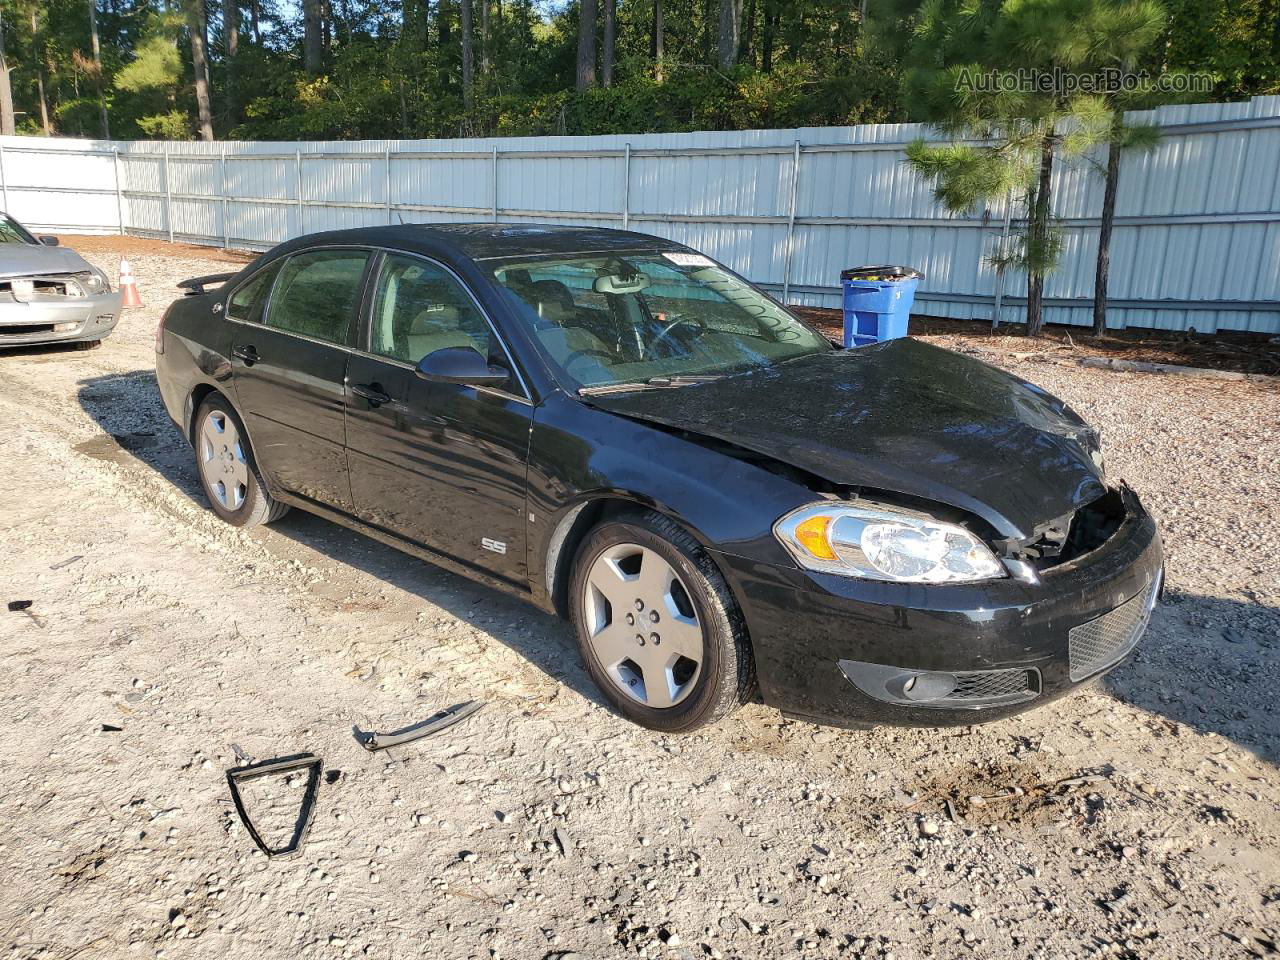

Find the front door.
xmin=229 ymin=248 xmax=372 ymax=512
xmin=344 ymin=252 xmax=533 ymax=585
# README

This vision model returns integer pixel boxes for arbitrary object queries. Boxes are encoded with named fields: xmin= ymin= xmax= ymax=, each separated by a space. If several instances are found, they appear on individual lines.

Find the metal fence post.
xmin=0 ymin=142 xmax=10 ymax=214
xmin=220 ymin=148 xmax=229 ymax=250
xmin=163 ymin=150 xmax=174 ymax=243
xmin=491 ymin=145 xmax=499 ymax=222
xmin=991 ymin=188 xmax=1014 ymax=330
xmin=781 ymin=140 xmax=801 ymax=304
xmin=622 ymin=143 xmax=631 ymax=229
xmin=295 ymin=149 xmax=304 ymax=235
xmin=113 ymin=149 xmax=125 ymax=236
xmin=385 ymin=147 xmax=393 ymax=224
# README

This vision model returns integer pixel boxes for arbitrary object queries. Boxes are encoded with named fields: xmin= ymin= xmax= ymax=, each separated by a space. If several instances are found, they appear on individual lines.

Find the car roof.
xmin=274 ymin=222 xmax=688 ymax=262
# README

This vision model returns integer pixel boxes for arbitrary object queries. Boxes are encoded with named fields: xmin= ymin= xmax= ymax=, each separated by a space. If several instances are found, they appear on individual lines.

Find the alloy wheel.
xmin=582 ymin=542 xmax=704 ymax=708
xmin=199 ymin=410 xmax=249 ymax=511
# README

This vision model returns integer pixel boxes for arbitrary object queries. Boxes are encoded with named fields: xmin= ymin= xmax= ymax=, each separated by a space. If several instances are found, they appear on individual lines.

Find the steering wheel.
xmin=563 ymin=348 xmax=616 ymax=377
xmin=649 ymin=314 xmax=707 ymax=357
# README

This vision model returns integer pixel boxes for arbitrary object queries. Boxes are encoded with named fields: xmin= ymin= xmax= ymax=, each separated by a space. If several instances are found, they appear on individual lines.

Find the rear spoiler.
xmin=178 ymin=272 xmax=237 ymax=295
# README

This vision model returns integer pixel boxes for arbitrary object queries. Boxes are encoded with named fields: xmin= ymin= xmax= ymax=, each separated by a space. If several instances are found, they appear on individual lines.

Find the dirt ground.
xmin=3 ymin=236 xmax=1279 ymax=960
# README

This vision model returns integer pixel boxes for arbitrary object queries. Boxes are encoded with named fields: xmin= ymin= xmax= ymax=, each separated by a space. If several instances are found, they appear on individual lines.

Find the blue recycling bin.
xmin=840 ymin=265 xmax=923 ymax=348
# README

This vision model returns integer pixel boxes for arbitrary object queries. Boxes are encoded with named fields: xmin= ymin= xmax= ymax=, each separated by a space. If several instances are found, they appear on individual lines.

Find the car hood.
xmin=586 ymin=338 xmax=1107 ymax=539
xmin=0 ymin=244 xmax=93 ymax=279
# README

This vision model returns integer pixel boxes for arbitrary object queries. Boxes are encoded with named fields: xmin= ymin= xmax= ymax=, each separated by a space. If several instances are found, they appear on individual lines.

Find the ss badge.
xmin=481 ymin=537 xmax=507 ymax=555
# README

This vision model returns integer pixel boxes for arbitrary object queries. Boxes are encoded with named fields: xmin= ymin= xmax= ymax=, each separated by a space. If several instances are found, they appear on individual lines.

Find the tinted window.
xmin=370 ymin=254 xmax=491 ymax=364
xmin=226 ymin=263 xmax=280 ymax=322
xmin=264 ymin=249 xmax=369 ymax=344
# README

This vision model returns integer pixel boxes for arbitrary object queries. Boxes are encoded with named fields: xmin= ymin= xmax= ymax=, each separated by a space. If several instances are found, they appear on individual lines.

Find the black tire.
xmin=73 ymin=339 xmax=102 ymax=351
xmin=569 ymin=510 xmax=755 ymax=732
xmin=192 ymin=394 xmax=290 ymax=528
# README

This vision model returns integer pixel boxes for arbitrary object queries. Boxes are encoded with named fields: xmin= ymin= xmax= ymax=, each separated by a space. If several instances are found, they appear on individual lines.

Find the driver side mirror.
xmin=38 ymin=235 xmax=60 ymax=246
xmin=415 ymin=346 xmax=511 ymax=387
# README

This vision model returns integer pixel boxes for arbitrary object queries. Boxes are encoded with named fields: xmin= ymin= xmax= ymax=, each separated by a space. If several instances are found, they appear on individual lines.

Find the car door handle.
xmin=232 ymin=345 xmax=260 ymax=366
xmin=352 ymin=383 xmax=392 ymax=407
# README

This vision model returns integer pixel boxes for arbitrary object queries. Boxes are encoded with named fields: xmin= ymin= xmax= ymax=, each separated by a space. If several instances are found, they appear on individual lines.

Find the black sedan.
xmin=155 ymin=224 xmax=1163 ymax=732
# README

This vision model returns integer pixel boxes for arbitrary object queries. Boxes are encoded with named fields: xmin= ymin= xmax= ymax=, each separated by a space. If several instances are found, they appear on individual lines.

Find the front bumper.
xmin=0 ymin=291 xmax=123 ymax=348
xmin=714 ymin=491 xmax=1164 ymax=728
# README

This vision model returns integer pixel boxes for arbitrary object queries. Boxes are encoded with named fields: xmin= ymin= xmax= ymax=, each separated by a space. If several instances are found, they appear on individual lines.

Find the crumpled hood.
xmin=0 ymin=244 xmax=93 ymax=279
xmin=587 ymin=338 xmax=1107 ymax=538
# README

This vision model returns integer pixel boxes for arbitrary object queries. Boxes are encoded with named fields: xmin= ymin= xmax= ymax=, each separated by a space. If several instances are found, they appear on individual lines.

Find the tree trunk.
xmin=742 ymin=0 xmax=756 ymax=67
xmin=303 ymin=0 xmax=324 ymax=74
xmin=602 ymin=0 xmax=616 ymax=86
xmin=718 ymin=0 xmax=742 ymax=69
xmin=460 ymin=0 xmax=474 ymax=107
xmin=250 ymin=0 xmax=260 ymax=43
xmin=31 ymin=8 xmax=53 ymax=135
xmin=480 ymin=0 xmax=490 ymax=76
xmin=224 ymin=0 xmax=240 ymax=124
xmin=88 ymin=0 xmax=111 ymax=138
xmin=1092 ymin=124 xmax=1122 ymax=337
xmin=761 ymin=0 xmax=775 ymax=72
xmin=187 ymin=0 xmax=215 ymax=140
xmin=651 ymin=0 xmax=664 ymax=81
xmin=1026 ymin=131 xmax=1055 ymax=338
xmin=0 ymin=10 xmax=13 ymax=137
xmin=576 ymin=0 xmax=597 ymax=91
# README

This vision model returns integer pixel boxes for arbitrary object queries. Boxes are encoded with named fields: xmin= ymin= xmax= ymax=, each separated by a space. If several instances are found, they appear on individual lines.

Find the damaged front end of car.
xmin=0 ymin=269 xmax=122 ymax=348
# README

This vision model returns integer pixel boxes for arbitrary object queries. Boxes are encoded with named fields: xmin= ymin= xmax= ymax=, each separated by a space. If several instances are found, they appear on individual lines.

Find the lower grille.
xmin=949 ymin=668 xmax=1039 ymax=703
xmin=1068 ymin=576 xmax=1159 ymax=681
xmin=838 ymin=659 xmax=1041 ymax=710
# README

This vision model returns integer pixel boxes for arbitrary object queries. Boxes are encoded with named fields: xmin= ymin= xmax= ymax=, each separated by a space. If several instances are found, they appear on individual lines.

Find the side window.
xmin=226 ymin=263 xmax=280 ymax=322
xmin=263 ymin=249 xmax=370 ymax=344
xmin=370 ymin=254 xmax=492 ymax=364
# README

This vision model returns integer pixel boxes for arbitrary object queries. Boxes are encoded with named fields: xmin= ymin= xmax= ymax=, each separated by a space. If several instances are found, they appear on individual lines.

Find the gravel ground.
xmin=3 ymin=238 xmax=1279 ymax=960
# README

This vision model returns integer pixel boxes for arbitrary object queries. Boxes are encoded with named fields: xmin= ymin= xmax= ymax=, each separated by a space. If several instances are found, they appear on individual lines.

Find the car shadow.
xmin=1102 ymin=590 xmax=1280 ymax=767
xmin=74 ymin=369 xmax=605 ymax=711
xmin=75 ymin=371 xmax=1280 ymax=755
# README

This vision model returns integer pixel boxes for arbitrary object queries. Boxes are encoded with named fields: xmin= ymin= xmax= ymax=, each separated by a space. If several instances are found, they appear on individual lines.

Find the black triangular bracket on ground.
xmin=225 ymin=752 xmax=323 ymax=859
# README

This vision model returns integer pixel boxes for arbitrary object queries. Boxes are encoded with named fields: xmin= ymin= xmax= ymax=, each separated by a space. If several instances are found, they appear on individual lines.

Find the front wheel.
xmin=193 ymin=395 xmax=289 ymax=527
xmin=570 ymin=511 xmax=755 ymax=732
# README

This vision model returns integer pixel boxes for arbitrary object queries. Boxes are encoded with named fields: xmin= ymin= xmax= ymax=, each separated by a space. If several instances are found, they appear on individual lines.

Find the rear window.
xmin=263 ymin=249 xmax=370 ymax=344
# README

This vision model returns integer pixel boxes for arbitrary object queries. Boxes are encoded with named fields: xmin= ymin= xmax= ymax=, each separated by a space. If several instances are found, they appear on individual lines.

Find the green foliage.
xmin=137 ymin=110 xmax=193 ymax=139
xmin=113 ymin=15 xmax=183 ymax=93
xmin=5 ymin=0 xmax=905 ymax=141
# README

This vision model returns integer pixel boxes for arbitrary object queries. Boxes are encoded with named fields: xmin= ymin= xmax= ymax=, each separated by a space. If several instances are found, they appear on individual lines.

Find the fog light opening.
xmin=901 ymin=672 xmax=958 ymax=702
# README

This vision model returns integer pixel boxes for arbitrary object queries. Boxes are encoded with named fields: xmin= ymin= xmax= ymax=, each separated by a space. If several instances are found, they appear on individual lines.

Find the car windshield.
xmin=0 ymin=216 xmax=38 ymax=245
xmin=488 ymin=251 xmax=831 ymax=390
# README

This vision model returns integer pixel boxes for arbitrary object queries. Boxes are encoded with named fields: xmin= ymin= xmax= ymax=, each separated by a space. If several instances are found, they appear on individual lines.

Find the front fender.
xmin=526 ymin=393 xmax=817 ymax=612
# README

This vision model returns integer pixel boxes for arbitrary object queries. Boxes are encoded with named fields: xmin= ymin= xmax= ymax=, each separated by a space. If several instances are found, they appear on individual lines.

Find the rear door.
xmin=229 ymin=247 xmax=372 ymax=513
xmin=344 ymin=251 xmax=533 ymax=584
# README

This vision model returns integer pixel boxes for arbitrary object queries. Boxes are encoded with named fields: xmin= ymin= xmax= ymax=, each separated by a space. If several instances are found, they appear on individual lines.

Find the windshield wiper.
xmin=578 ymin=374 xmax=724 ymax=397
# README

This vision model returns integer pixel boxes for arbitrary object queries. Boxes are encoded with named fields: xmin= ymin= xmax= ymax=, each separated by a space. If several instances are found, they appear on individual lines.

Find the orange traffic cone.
xmin=119 ymin=259 xmax=143 ymax=309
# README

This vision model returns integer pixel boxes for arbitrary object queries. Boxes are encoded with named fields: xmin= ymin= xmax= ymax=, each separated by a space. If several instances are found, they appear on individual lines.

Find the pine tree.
xmin=902 ymin=0 xmax=1169 ymax=336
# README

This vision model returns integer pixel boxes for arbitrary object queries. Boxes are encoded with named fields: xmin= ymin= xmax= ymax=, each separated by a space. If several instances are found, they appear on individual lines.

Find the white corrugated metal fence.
xmin=3 ymin=94 xmax=1279 ymax=335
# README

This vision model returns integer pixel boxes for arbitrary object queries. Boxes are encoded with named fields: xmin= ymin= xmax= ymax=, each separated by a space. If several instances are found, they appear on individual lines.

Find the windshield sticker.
xmin=663 ymin=252 xmax=715 ymax=268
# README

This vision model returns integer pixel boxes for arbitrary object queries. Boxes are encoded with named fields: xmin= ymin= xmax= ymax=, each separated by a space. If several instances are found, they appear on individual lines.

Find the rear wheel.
xmin=193 ymin=395 xmax=289 ymax=527
xmin=570 ymin=511 xmax=755 ymax=732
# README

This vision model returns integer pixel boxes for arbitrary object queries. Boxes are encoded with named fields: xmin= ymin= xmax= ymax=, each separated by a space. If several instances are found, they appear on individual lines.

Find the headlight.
xmin=75 ymin=270 xmax=109 ymax=295
xmin=774 ymin=502 xmax=1006 ymax=583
